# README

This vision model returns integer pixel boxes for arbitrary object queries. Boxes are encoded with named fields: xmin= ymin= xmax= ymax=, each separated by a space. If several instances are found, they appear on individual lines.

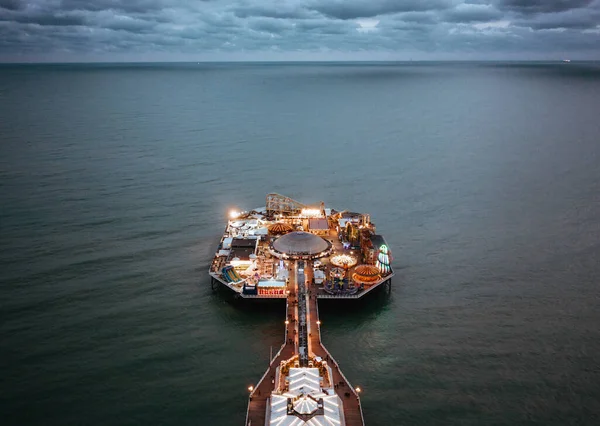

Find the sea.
xmin=1 ymin=62 xmax=600 ymax=426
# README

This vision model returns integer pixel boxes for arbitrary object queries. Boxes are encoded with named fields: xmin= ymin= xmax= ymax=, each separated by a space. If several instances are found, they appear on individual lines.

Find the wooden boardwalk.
xmin=246 ymin=260 xmax=364 ymax=426
xmin=245 ymin=339 xmax=294 ymax=426
xmin=245 ymin=263 xmax=299 ymax=426
xmin=306 ymin=263 xmax=365 ymax=426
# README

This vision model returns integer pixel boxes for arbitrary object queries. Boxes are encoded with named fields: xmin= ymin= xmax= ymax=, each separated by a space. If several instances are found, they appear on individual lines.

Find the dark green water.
xmin=1 ymin=62 xmax=600 ymax=425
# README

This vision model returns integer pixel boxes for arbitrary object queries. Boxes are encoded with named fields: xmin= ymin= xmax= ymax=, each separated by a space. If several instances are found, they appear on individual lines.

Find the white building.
xmin=268 ymin=368 xmax=344 ymax=426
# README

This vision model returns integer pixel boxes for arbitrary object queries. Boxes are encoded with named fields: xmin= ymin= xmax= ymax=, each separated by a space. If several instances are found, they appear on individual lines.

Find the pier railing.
xmin=317 ymin=276 xmax=393 ymax=299
xmin=313 ymin=296 xmax=365 ymax=425
xmin=297 ymin=266 xmax=309 ymax=367
xmin=317 ymin=294 xmax=362 ymax=299
xmin=240 ymin=294 xmax=287 ymax=299
xmin=244 ymin=298 xmax=291 ymax=426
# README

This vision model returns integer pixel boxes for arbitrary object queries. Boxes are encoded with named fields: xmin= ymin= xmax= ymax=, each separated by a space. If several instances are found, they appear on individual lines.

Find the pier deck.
xmin=245 ymin=268 xmax=298 ymax=426
xmin=314 ymin=229 xmax=393 ymax=299
xmin=211 ymin=220 xmax=393 ymax=301
xmin=306 ymin=262 xmax=364 ymax=426
xmin=246 ymin=260 xmax=364 ymax=426
xmin=308 ymin=295 xmax=364 ymax=426
xmin=212 ymin=194 xmax=394 ymax=424
xmin=245 ymin=338 xmax=294 ymax=426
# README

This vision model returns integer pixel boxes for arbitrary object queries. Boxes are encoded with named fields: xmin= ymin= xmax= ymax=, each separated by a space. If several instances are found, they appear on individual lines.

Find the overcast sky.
xmin=1 ymin=0 xmax=599 ymax=62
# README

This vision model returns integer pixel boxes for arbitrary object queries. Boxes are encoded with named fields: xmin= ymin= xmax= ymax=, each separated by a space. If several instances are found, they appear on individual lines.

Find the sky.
xmin=1 ymin=0 xmax=599 ymax=62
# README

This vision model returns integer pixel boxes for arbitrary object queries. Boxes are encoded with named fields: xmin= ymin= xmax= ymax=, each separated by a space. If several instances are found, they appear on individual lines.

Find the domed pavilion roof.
xmin=272 ymin=231 xmax=331 ymax=257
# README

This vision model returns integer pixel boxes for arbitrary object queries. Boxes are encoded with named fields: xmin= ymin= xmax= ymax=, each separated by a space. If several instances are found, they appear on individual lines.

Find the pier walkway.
xmin=246 ymin=260 xmax=364 ymax=426
xmin=306 ymin=262 xmax=364 ymax=426
xmin=245 ymin=265 xmax=297 ymax=426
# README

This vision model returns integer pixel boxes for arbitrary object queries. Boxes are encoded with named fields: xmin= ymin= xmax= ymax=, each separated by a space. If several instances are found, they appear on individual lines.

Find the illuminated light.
xmin=376 ymin=244 xmax=391 ymax=274
xmin=229 ymin=210 xmax=241 ymax=219
xmin=301 ymin=208 xmax=322 ymax=217
xmin=248 ymin=385 xmax=254 ymax=392
xmin=316 ymin=320 xmax=321 ymax=326
xmin=230 ymin=258 xmax=251 ymax=268
xmin=355 ymin=386 xmax=361 ymax=393
xmin=330 ymin=254 xmax=357 ymax=268
xmin=285 ymin=320 xmax=289 ymax=325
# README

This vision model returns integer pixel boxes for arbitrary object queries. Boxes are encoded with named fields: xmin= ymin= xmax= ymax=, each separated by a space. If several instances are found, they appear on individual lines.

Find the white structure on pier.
xmin=268 ymin=368 xmax=344 ymax=426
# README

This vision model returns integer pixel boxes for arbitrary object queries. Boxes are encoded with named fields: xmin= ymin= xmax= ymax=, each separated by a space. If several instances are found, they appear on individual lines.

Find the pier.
xmin=210 ymin=194 xmax=393 ymax=424
xmin=245 ymin=260 xmax=364 ymax=426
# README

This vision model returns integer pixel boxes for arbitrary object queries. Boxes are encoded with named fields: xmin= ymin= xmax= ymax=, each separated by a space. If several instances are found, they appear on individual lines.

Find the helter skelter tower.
xmin=376 ymin=244 xmax=391 ymax=275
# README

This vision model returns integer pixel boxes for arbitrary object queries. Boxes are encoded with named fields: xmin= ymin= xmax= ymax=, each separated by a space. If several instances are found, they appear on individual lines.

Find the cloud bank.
xmin=1 ymin=0 xmax=599 ymax=61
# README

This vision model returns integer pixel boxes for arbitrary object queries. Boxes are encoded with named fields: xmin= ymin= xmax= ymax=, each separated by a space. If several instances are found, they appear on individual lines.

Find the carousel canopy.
xmin=330 ymin=254 xmax=357 ymax=268
xmin=353 ymin=264 xmax=381 ymax=284
xmin=268 ymin=222 xmax=294 ymax=235
xmin=272 ymin=231 xmax=330 ymax=256
xmin=354 ymin=264 xmax=380 ymax=277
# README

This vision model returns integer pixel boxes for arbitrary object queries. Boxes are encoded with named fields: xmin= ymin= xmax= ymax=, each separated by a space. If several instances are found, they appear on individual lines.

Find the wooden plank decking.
xmin=245 ymin=267 xmax=298 ymax=426
xmin=245 ymin=260 xmax=364 ymax=426
xmin=306 ymin=263 xmax=365 ymax=426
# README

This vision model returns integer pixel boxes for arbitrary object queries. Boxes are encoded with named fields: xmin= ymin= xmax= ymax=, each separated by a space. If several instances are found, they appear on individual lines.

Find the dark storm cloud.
xmin=0 ymin=0 xmax=22 ymax=11
xmin=513 ymin=7 xmax=600 ymax=30
xmin=2 ymin=10 xmax=86 ymax=27
xmin=309 ymin=0 xmax=452 ymax=20
xmin=248 ymin=17 xmax=295 ymax=34
xmin=1 ymin=0 xmax=599 ymax=61
xmin=59 ymin=0 xmax=173 ymax=14
xmin=296 ymin=18 xmax=355 ymax=34
xmin=506 ymin=0 xmax=600 ymax=30
xmin=233 ymin=4 xmax=316 ymax=20
xmin=444 ymin=4 xmax=502 ymax=23
xmin=394 ymin=12 xmax=439 ymax=25
xmin=495 ymin=0 xmax=594 ymax=14
xmin=100 ymin=15 xmax=158 ymax=32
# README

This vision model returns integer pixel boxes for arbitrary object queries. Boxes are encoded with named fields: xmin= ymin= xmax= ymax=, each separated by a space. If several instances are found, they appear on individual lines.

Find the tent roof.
xmin=268 ymin=222 xmax=294 ymax=234
xmin=268 ymin=368 xmax=342 ymax=426
xmin=354 ymin=264 xmax=380 ymax=277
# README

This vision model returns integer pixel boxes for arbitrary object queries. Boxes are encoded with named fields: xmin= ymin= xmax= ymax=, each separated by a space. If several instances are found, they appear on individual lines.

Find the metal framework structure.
xmin=266 ymin=193 xmax=306 ymax=216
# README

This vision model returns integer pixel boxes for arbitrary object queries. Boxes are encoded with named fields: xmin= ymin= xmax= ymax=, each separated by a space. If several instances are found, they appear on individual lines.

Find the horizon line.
xmin=0 ymin=58 xmax=592 ymax=65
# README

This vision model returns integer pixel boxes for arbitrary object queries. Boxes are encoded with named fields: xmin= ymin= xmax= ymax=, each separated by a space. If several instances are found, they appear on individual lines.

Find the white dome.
xmin=272 ymin=232 xmax=330 ymax=256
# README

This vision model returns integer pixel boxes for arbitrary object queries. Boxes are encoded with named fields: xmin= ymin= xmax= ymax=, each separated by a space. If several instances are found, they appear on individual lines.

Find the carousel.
xmin=330 ymin=254 xmax=357 ymax=268
xmin=330 ymin=267 xmax=345 ymax=280
xmin=352 ymin=264 xmax=381 ymax=285
xmin=268 ymin=222 xmax=294 ymax=235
